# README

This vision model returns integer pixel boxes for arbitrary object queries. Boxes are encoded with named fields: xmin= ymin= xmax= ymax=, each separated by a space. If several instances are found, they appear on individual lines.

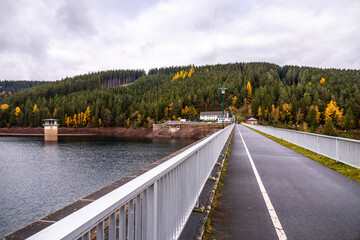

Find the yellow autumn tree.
xmin=164 ymin=107 xmax=169 ymax=118
xmin=15 ymin=107 xmax=21 ymax=117
xmin=64 ymin=107 xmax=92 ymax=128
xmin=1 ymin=104 xmax=9 ymax=111
xmin=85 ymin=106 xmax=91 ymax=124
xmin=126 ymin=118 xmax=130 ymax=127
xmin=146 ymin=116 xmax=155 ymax=127
xmin=79 ymin=112 xmax=86 ymax=126
xmin=73 ymin=114 xmax=78 ymax=127
xmin=280 ymin=103 xmax=292 ymax=123
xmin=303 ymin=122 xmax=309 ymax=132
xmin=181 ymin=105 xmax=190 ymax=116
xmin=172 ymin=67 xmax=194 ymax=81
xmin=246 ymin=82 xmax=252 ymax=103
xmin=65 ymin=114 xmax=71 ymax=127
xmin=53 ymin=108 xmax=57 ymax=118
xmin=181 ymin=70 xmax=186 ymax=79
xmin=271 ymin=104 xmax=280 ymax=123
xmin=167 ymin=102 xmax=173 ymax=117
xmin=187 ymin=66 xmax=195 ymax=77
xmin=33 ymin=104 xmax=38 ymax=113
xmin=324 ymin=100 xmax=343 ymax=126
xmin=232 ymin=96 xmax=238 ymax=106
xmin=320 ymin=77 xmax=325 ymax=84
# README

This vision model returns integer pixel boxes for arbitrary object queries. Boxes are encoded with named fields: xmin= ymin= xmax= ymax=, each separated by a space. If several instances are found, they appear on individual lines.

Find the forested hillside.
xmin=1 ymin=62 xmax=359 ymax=135
xmin=0 ymin=80 xmax=47 ymax=99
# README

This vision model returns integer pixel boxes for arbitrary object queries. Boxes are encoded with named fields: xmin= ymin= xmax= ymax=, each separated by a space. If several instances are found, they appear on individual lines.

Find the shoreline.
xmin=0 ymin=133 xmax=98 ymax=136
xmin=0 ymin=126 xmax=220 ymax=139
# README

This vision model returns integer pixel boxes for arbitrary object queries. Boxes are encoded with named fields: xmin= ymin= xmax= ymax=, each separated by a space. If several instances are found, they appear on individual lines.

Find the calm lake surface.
xmin=0 ymin=135 xmax=195 ymax=238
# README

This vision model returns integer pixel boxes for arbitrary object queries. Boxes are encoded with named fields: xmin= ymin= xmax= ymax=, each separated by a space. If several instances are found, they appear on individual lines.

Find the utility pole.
xmin=219 ymin=87 xmax=227 ymax=129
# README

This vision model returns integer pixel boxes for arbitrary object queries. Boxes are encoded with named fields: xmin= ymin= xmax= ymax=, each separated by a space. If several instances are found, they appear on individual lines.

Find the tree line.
xmin=0 ymin=80 xmax=47 ymax=100
xmin=0 ymin=63 xmax=359 ymax=135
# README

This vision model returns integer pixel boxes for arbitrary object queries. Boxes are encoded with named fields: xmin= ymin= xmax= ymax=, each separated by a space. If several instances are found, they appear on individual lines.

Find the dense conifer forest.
xmin=1 ymin=62 xmax=359 ymax=136
xmin=0 ymin=80 xmax=47 ymax=99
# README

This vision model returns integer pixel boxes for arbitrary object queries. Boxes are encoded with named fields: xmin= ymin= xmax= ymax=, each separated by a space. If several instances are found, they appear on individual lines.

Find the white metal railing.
xmin=243 ymin=123 xmax=360 ymax=169
xmin=27 ymin=124 xmax=234 ymax=240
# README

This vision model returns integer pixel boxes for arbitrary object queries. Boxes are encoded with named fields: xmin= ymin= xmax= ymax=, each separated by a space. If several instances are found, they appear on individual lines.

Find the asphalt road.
xmin=210 ymin=124 xmax=360 ymax=240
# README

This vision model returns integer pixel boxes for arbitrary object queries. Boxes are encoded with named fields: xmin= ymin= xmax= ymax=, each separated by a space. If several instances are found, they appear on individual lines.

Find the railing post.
xmin=96 ymin=220 xmax=104 ymax=240
xmin=82 ymin=232 xmax=90 ymax=240
xmin=135 ymin=194 xmax=141 ymax=240
xmin=154 ymin=181 xmax=158 ymax=240
xmin=109 ymin=212 xmax=116 ymax=240
xmin=145 ymin=182 xmax=158 ymax=240
xmin=196 ymin=150 xmax=200 ymax=206
xmin=128 ymin=199 xmax=134 ymax=239
xmin=317 ymin=135 xmax=319 ymax=156
xmin=119 ymin=205 xmax=126 ymax=240
xmin=141 ymin=190 xmax=147 ymax=240
xmin=336 ymin=138 xmax=339 ymax=162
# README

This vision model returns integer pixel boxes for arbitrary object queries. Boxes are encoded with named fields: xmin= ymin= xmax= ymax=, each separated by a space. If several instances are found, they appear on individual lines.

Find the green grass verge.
xmin=247 ymin=126 xmax=360 ymax=183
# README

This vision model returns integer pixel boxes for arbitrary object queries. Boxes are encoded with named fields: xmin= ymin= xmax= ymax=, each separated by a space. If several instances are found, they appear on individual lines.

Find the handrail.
xmin=28 ymin=124 xmax=235 ymax=240
xmin=243 ymin=123 xmax=359 ymax=169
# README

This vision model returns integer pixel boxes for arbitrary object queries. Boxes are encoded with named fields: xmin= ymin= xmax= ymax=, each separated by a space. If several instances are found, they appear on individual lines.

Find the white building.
xmin=199 ymin=111 xmax=229 ymax=121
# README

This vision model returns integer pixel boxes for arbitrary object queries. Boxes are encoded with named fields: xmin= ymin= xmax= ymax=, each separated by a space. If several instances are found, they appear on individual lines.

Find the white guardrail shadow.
xmin=243 ymin=123 xmax=360 ymax=169
xmin=27 ymin=124 xmax=235 ymax=240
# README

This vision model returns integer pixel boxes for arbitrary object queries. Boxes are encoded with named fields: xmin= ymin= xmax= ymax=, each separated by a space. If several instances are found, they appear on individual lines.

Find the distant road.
xmin=211 ymin=124 xmax=360 ymax=239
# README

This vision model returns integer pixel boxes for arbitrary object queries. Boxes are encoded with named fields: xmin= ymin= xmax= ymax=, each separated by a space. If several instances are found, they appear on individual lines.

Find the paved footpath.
xmin=210 ymin=124 xmax=360 ymax=240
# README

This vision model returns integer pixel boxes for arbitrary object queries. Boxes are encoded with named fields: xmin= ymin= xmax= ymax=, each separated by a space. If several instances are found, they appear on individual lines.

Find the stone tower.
xmin=43 ymin=119 xmax=59 ymax=141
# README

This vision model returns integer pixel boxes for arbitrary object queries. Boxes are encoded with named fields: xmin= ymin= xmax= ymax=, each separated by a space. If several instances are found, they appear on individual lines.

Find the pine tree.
xmin=322 ymin=119 xmax=337 ymax=136
xmin=341 ymin=108 xmax=355 ymax=131
xmin=257 ymin=106 xmax=262 ymax=121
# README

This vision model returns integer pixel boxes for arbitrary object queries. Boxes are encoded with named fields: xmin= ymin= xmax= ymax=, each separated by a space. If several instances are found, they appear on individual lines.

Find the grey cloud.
xmin=95 ymin=0 xmax=163 ymax=19
xmin=141 ymin=42 xmax=155 ymax=54
xmin=192 ymin=1 xmax=253 ymax=32
xmin=56 ymin=0 xmax=97 ymax=37
xmin=0 ymin=1 xmax=49 ymax=58
xmin=0 ymin=0 xmax=359 ymax=81
xmin=0 ymin=0 xmax=16 ymax=23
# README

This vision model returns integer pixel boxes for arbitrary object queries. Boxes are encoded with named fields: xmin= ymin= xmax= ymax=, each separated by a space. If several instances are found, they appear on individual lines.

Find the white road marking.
xmin=237 ymin=125 xmax=287 ymax=240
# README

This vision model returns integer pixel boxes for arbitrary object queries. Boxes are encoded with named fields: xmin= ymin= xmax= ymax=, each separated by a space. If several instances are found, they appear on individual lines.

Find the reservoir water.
xmin=0 ymin=135 xmax=195 ymax=238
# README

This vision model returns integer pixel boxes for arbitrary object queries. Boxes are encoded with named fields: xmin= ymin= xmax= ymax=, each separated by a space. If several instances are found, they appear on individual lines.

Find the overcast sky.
xmin=0 ymin=0 xmax=359 ymax=81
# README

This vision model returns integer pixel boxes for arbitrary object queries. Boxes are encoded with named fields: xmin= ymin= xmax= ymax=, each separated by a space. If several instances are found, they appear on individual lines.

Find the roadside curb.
xmin=195 ymin=128 xmax=234 ymax=240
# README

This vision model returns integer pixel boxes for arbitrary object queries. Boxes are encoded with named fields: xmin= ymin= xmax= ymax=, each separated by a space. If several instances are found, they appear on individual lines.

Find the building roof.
xmin=200 ymin=111 xmax=229 ymax=116
xmin=247 ymin=117 xmax=257 ymax=121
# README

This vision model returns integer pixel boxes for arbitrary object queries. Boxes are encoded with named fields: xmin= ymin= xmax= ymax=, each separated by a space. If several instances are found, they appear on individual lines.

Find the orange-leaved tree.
xmin=324 ymin=100 xmax=343 ymax=127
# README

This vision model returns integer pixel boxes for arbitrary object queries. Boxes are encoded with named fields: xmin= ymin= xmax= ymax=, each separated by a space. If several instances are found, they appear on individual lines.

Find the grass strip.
xmin=202 ymin=130 xmax=233 ymax=240
xmin=246 ymin=126 xmax=360 ymax=183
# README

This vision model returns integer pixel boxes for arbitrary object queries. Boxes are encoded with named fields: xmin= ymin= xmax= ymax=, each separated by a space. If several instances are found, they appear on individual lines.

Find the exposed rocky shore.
xmin=0 ymin=126 xmax=219 ymax=139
